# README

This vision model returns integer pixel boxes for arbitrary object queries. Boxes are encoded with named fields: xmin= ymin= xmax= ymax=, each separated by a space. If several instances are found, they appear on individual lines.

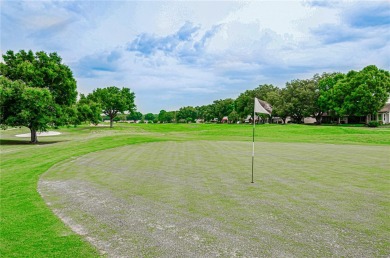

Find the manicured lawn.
xmin=1 ymin=124 xmax=389 ymax=257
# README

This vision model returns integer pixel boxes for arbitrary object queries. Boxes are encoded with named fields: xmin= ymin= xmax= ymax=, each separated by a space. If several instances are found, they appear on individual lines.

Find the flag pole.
xmin=251 ymin=97 xmax=272 ymax=183
xmin=252 ymin=97 xmax=255 ymax=183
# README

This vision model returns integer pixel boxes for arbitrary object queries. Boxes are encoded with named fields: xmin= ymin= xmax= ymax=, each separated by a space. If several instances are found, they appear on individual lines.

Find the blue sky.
xmin=1 ymin=0 xmax=389 ymax=113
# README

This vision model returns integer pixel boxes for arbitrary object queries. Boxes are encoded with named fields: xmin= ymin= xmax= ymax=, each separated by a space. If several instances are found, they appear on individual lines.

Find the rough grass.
xmin=1 ymin=123 xmax=390 ymax=257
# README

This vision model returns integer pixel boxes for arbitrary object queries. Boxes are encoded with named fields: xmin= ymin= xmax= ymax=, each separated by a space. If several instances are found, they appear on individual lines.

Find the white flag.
xmin=254 ymin=97 xmax=270 ymax=115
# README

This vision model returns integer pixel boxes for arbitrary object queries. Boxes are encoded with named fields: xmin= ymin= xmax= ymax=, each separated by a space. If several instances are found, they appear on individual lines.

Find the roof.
xmin=245 ymin=115 xmax=260 ymax=120
xmin=379 ymin=103 xmax=390 ymax=113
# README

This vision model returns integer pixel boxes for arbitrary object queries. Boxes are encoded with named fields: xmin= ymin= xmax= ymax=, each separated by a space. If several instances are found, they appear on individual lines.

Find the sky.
xmin=1 ymin=0 xmax=389 ymax=113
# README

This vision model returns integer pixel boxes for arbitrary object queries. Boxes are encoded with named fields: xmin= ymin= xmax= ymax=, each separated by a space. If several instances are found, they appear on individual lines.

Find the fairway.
xmin=39 ymin=140 xmax=390 ymax=257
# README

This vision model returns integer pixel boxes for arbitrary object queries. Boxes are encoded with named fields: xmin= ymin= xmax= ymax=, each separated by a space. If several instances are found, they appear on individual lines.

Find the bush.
xmin=367 ymin=121 xmax=379 ymax=127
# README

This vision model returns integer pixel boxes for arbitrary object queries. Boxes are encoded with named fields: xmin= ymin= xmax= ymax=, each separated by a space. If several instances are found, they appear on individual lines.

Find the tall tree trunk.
xmin=30 ymin=128 xmax=38 ymax=143
xmin=110 ymin=118 xmax=113 ymax=128
xmin=315 ymin=116 xmax=322 ymax=125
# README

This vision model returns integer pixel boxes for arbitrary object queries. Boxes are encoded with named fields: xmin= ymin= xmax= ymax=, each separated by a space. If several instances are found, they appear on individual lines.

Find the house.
xmin=309 ymin=103 xmax=390 ymax=125
xmin=244 ymin=115 xmax=262 ymax=123
xmin=303 ymin=117 xmax=316 ymax=124
xmin=377 ymin=103 xmax=390 ymax=124
xmin=244 ymin=115 xmax=253 ymax=123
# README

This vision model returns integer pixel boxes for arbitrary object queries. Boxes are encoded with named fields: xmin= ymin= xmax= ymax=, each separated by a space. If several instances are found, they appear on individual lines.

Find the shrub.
xmin=367 ymin=121 xmax=379 ymax=127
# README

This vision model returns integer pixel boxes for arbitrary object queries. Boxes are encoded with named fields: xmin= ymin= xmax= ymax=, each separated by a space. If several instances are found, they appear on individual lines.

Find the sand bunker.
xmin=15 ymin=131 xmax=62 ymax=137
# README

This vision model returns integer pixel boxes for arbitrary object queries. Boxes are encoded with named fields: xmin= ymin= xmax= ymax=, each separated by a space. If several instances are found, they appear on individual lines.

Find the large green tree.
xmin=228 ymin=110 xmax=239 ymax=123
xmin=127 ymin=111 xmax=143 ymax=121
xmin=266 ymin=88 xmax=289 ymax=124
xmin=318 ymin=72 xmax=345 ymax=122
xmin=235 ymin=89 xmax=253 ymax=119
xmin=235 ymin=84 xmax=278 ymax=121
xmin=144 ymin=113 xmax=155 ymax=122
xmin=339 ymin=65 xmax=390 ymax=121
xmin=76 ymin=94 xmax=101 ymax=125
xmin=0 ymin=50 xmax=78 ymax=143
xmin=177 ymin=106 xmax=197 ymax=123
xmin=196 ymin=104 xmax=215 ymax=122
xmin=158 ymin=110 xmax=174 ymax=123
xmin=88 ymin=86 xmax=135 ymax=128
xmin=283 ymin=79 xmax=315 ymax=123
xmin=0 ymin=78 xmax=54 ymax=143
xmin=212 ymin=98 xmax=235 ymax=121
xmin=301 ymin=73 xmax=339 ymax=124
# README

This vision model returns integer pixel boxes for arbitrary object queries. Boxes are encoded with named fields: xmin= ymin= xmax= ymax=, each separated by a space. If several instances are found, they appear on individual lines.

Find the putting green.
xmin=39 ymin=141 xmax=390 ymax=257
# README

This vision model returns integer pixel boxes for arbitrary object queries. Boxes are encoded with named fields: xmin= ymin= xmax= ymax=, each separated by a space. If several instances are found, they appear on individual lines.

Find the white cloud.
xmin=1 ymin=0 xmax=389 ymax=113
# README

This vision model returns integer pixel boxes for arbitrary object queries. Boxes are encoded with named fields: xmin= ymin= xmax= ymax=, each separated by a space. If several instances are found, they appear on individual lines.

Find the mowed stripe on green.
xmin=40 ymin=141 xmax=390 ymax=257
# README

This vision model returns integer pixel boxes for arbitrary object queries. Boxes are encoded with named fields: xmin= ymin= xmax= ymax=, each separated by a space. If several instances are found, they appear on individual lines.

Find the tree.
xmin=0 ymin=77 xmax=54 ymax=143
xmin=127 ymin=111 xmax=143 ymax=121
xmin=340 ymin=65 xmax=390 ymax=122
xmin=177 ymin=106 xmax=197 ymax=123
xmin=213 ymin=98 xmax=235 ymax=121
xmin=144 ymin=113 xmax=155 ymax=122
xmin=318 ymin=72 xmax=345 ymax=122
xmin=228 ymin=110 xmax=239 ymax=123
xmin=166 ymin=111 xmax=175 ymax=123
xmin=76 ymin=94 xmax=101 ymax=125
xmin=235 ymin=84 xmax=278 ymax=121
xmin=266 ymin=88 xmax=289 ymax=124
xmin=88 ymin=86 xmax=135 ymax=128
xmin=1 ymin=50 xmax=77 ymax=105
xmin=253 ymin=84 xmax=278 ymax=100
xmin=302 ymin=73 xmax=333 ymax=124
xmin=196 ymin=104 xmax=215 ymax=122
xmin=0 ymin=50 xmax=78 ymax=143
xmin=158 ymin=110 xmax=167 ymax=123
xmin=235 ymin=90 xmax=253 ymax=120
xmin=158 ymin=110 xmax=174 ymax=123
xmin=283 ymin=79 xmax=315 ymax=123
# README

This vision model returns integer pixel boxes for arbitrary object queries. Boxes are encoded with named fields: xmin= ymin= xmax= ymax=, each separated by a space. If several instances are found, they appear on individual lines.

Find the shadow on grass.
xmin=0 ymin=139 xmax=66 ymax=145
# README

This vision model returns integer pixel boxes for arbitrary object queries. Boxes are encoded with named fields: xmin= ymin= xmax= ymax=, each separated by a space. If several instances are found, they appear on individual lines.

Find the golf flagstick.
xmin=252 ymin=97 xmax=271 ymax=183
xmin=252 ymin=98 xmax=256 ymax=183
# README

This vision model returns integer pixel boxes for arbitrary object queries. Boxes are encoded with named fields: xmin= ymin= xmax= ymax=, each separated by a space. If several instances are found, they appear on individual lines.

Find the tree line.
xmin=153 ymin=66 xmax=390 ymax=125
xmin=1 ymin=50 xmax=389 ymax=142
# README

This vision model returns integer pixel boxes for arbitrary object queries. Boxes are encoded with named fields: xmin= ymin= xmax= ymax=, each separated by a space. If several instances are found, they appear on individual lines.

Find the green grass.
xmin=1 ymin=123 xmax=390 ymax=257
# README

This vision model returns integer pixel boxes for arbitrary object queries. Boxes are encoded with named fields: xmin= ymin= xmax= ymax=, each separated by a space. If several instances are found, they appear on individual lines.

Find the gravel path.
xmin=39 ymin=179 xmax=269 ymax=257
